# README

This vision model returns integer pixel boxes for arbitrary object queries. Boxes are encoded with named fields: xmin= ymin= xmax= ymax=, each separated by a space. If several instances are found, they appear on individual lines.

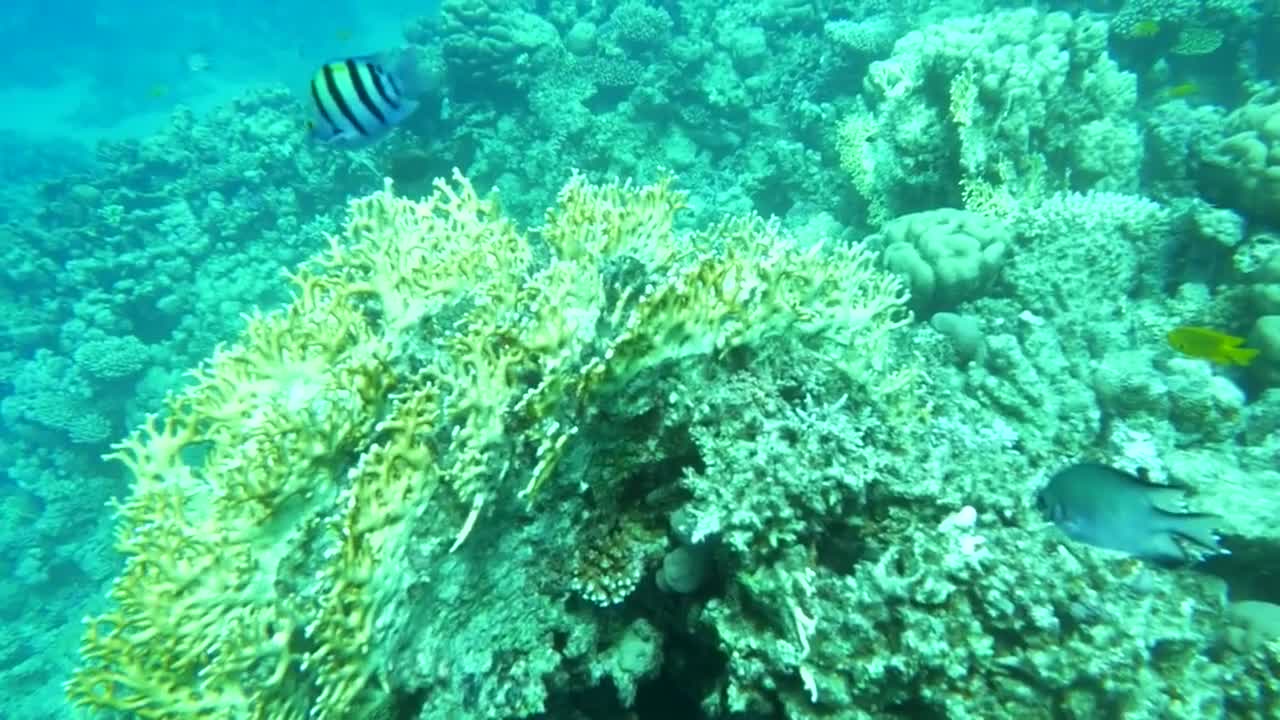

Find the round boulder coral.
xmin=73 ymin=335 xmax=151 ymax=380
xmin=873 ymin=208 xmax=1009 ymax=313
xmin=1201 ymin=99 xmax=1280 ymax=226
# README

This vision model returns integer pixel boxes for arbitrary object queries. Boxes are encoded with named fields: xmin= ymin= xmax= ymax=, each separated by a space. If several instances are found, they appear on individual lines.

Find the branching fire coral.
xmin=67 ymin=169 xmax=908 ymax=719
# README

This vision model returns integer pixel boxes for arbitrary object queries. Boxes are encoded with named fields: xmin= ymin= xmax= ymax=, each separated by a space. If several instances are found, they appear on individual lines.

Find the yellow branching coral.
xmin=834 ymin=110 xmax=889 ymax=225
xmin=69 ymin=169 xmax=910 ymax=719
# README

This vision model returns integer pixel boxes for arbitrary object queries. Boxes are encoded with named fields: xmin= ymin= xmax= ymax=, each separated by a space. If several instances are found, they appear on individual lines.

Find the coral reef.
xmin=66 ymin=170 xmax=908 ymax=718
xmin=6 ymin=1 xmax=1280 ymax=718
xmin=0 ymin=84 xmax=423 ymax=717
xmin=1202 ymin=97 xmax=1280 ymax=226
xmin=839 ymin=9 xmax=1138 ymax=223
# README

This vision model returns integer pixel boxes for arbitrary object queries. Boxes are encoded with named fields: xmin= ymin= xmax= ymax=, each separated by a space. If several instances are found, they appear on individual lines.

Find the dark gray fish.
xmin=1037 ymin=462 xmax=1223 ymax=563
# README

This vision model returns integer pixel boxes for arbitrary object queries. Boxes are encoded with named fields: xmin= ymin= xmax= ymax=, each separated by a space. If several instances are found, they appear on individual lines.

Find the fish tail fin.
xmin=1160 ymin=510 xmax=1225 ymax=553
xmin=1227 ymin=346 xmax=1260 ymax=366
xmin=378 ymin=46 xmax=439 ymax=99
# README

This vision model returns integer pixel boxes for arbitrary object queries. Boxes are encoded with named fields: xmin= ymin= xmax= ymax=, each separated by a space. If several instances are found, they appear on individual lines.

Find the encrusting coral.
xmin=66 ymin=169 xmax=909 ymax=718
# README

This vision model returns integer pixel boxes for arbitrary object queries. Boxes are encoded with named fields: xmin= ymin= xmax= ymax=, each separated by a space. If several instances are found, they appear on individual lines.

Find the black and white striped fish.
xmin=308 ymin=56 xmax=420 ymax=146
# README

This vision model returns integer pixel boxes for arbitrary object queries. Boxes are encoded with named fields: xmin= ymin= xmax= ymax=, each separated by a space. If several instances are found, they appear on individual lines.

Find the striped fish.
xmin=308 ymin=56 xmax=419 ymax=145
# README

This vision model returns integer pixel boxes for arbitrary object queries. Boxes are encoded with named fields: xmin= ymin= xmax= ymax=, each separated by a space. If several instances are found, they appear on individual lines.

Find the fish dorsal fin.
xmin=334 ymin=54 xmax=384 ymax=69
xmin=1130 ymin=466 xmax=1189 ymax=491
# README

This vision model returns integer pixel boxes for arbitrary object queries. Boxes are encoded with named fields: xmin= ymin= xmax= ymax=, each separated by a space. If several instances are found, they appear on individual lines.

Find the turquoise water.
xmin=3 ymin=1 xmax=1279 ymax=718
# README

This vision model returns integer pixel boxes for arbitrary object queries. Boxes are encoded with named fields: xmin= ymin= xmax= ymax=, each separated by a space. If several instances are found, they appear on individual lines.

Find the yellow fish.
xmin=1167 ymin=82 xmax=1199 ymax=99
xmin=1129 ymin=19 xmax=1160 ymax=38
xmin=1167 ymin=326 xmax=1259 ymax=366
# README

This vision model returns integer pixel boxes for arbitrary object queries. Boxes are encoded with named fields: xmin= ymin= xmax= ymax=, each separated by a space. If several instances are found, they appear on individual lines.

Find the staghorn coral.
xmin=67 ymin=169 xmax=910 ymax=718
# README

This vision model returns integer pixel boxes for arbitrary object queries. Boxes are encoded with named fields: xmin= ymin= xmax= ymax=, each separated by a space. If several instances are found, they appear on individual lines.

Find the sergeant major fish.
xmin=308 ymin=55 xmax=420 ymax=146
xmin=1037 ymin=462 xmax=1224 ymax=563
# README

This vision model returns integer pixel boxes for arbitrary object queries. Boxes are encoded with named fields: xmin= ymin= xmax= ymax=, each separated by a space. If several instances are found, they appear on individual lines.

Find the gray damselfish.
xmin=1037 ymin=462 xmax=1223 ymax=563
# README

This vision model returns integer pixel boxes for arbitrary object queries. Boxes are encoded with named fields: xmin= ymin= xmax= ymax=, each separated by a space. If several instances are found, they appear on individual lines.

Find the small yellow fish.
xmin=1129 ymin=19 xmax=1161 ymax=38
xmin=1167 ymin=82 xmax=1199 ymax=98
xmin=1167 ymin=326 xmax=1259 ymax=366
